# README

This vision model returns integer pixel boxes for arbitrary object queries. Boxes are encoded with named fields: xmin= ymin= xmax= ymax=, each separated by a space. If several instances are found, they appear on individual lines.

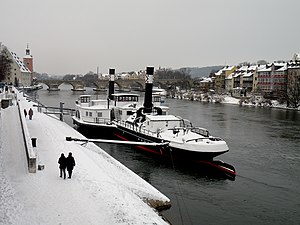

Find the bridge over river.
xmin=35 ymin=78 xmax=195 ymax=91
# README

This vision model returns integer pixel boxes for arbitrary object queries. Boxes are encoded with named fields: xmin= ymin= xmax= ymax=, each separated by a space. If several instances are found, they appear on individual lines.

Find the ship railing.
xmin=38 ymin=106 xmax=76 ymax=116
xmin=185 ymin=137 xmax=208 ymax=143
xmin=185 ymin=136 xmax=223 ymax=143
xmin=115 ymin=120 xmax=157 ymax=137
xmin=93 ymin=117 xmax=112 ymax=124
xmin=190 ymin=127 xmax=210 ymax=137
xmin=166 ymin=126 xmax=211 ymax=137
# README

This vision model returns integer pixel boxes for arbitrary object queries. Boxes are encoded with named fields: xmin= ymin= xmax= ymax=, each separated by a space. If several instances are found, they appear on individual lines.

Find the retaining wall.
xmin=17 ymin=96 xmax=37 ymax=173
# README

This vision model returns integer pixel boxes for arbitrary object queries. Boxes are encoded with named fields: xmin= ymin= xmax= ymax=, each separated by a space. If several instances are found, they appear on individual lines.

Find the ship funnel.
xmin=108 ymin=68 xmax=115 ymax=100
xmin=143 ymin=66 xmax=154 ymax=113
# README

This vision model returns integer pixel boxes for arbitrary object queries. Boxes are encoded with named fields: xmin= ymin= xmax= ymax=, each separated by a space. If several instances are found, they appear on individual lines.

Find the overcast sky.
xmin=1 ymin=0 xmax=300 ymax=75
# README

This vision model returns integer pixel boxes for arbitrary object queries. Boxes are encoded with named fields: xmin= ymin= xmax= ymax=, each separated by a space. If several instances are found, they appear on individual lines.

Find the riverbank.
xmin=171 ymin=91 xmax=300 ymax=111
xmin=0 ymin=89 xmax=170 ymax=225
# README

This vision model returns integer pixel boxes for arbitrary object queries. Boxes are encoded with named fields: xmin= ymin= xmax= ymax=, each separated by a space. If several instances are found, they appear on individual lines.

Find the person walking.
xmin=58 ymin=153 xmax=67 ymax=179
xmin=66 ymin=152 xmax=75 ymax=179
xmin=24 ymin=109 xmax=27 ymax=118
xmin=28 ymin=108 xmax=33 ymax=120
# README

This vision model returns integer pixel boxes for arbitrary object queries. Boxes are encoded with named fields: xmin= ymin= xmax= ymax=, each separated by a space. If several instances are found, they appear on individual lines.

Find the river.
xmin=31 ymin=84 xmax=300 ymax=225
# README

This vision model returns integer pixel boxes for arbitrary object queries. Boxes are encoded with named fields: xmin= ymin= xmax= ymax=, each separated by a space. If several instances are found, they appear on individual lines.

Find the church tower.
xmin=23 ymin=44 xmax=33 ymax=72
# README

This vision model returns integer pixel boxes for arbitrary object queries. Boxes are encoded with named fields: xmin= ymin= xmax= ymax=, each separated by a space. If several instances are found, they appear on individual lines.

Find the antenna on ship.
xmin=143 ymin=66 xmax=154 ymax=113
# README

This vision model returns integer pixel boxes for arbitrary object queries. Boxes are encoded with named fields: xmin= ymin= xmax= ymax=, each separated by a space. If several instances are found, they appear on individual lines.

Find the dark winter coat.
xmin=58 ymin=155 xmax=67 ymax=169
xmin=28 ymin=108 xmax=33 ymax=116
xmin=66 ymin=155 xmax=76 ymax=171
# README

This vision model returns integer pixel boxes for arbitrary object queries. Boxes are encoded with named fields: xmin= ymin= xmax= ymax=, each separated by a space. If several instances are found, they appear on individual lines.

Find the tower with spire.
xmin=23 ymin=43 xmax=33 ymax=73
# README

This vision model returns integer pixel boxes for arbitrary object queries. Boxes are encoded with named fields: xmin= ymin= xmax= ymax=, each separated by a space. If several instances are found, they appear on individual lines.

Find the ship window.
xmin=86 ymin=112 xmax=88 ymax=116
xmin=119 ymin=110 xmax=122 ymax=115
xmin=89 ymin=112 xmax=92 ymax=117
xmin=97 ymin=112 xmax=102 ymax=117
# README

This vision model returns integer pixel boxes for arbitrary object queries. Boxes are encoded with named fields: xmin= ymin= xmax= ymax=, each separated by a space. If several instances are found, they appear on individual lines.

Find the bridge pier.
xmin=93 ymin=87 xmax=107 ymax=92
xmin=71 ymin=84 xmax=86 ymax=91
xmin=47 ymin=84 xmax=60 ymax=91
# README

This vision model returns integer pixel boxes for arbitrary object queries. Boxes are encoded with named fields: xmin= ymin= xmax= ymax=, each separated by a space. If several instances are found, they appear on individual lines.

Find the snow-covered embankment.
xmin=0 ymin=89 xmax=170 ymax=225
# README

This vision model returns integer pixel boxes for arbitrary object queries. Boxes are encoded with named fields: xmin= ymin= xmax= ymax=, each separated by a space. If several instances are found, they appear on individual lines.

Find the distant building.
xmin=214 ymin=66 xmax=237 ymax=93
xmin=257 ymin=62 xmax=287 ymax=97
xmin=196 ymin=77 xmax=213 ymax=92
xmin=225 ymin=65 xmax=256 ymax=96
xmin=1 ymin=44 xmax=33 ymax=87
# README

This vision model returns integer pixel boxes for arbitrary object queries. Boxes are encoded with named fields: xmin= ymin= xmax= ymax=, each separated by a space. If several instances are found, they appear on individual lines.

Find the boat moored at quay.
xmin=72 ymin=67 xmax=236 ymax=179
xmin=72 ymin=69 xmax=142 ymax=133
xmin=111 ymin=67 xmax=236 ymax=179
xmin=72 ymin=93 xmax=142 ymax=129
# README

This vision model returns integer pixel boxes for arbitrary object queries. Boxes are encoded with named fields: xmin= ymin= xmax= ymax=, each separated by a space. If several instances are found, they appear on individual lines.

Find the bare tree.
xmin=155 ymin=67 xmax=191 ymax=80
xmin=155 ymin=68 xmax=173 ymax=79
xmin=257 ymin=60 xmax=269 ymax=65
xmin=0 ymin=50 xmax=12 ymax=82
xmin=287 ymin=76 xmax=300 ymax=108
xmin=238 ymin=61 xmax=250 ymax=67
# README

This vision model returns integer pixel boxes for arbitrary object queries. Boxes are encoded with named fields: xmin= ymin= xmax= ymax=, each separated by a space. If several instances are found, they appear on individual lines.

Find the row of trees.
xmin=155 ymin=68 xmax=191 ymax=80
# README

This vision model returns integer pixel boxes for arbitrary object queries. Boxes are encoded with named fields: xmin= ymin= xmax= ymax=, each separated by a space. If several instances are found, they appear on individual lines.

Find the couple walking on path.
xmin=24 ymin=108 xmax=33 ymax=120
xmin=58 ymin=152 xmax=76 ymax=179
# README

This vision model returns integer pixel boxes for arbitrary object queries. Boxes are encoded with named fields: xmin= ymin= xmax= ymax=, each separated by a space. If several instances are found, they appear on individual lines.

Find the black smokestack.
xmin=143 ymin=66 xmax=154 ymax=113
xmin=108 ymin=68 xmax=115 ymax=100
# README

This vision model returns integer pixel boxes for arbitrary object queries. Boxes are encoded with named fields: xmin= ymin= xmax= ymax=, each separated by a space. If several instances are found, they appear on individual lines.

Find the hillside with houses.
xmin=191 ymin=54 xmax=300 ymax=108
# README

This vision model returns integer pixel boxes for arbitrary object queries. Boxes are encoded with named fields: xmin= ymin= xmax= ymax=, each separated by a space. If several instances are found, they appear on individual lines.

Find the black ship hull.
xmin=113 ymin=125 xmax=236 ymax=179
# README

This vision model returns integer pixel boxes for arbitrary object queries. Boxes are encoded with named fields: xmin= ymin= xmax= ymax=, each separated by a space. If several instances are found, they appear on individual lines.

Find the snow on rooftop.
xmin=276 ymin=65 xmax=287 ymax=71
xmin=248 ymin=65 xmax=257 ymax=71
xmin=0 ymin=90 xmax=170 ymax=225
xmin=257 ymin=66 xmax=271 ymax=72
xmin=147 ymin=114 xmax=181 ymax=121
xmin=7 ymin=49 xmax=31 ymax=73
xmin=226 ymin=74 xmax=233 ymax=79
xmin=200 ymin=77 xmax=212 ymax=83
xmin=23 ymin=55 xmax=33 ymax=59
xmin=223 ymin=66 xmax=235 ymax=71
xmin=215 ymin=66 xmax=235 ymax=76
xmin=288 ymin=62 xmax=300 ymax=69
xmin=112 ymin=93 xmax=140 ymax=97
xmin=243 ymin=72 xmax=253 ymax=77
xmin=214 ymin=69 xmax=223 ymax=76
xmin=237 ymin=66 xmax=248 ymax=71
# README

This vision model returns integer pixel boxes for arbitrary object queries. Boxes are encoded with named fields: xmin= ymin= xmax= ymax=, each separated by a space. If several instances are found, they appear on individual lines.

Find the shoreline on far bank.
xmin=168 ymin=92 xmax=300 ymax=111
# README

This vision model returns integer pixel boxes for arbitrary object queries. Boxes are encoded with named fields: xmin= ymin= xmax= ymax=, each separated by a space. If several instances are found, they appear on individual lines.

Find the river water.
xmin=32 ymin=84 xmax=300 ymax=225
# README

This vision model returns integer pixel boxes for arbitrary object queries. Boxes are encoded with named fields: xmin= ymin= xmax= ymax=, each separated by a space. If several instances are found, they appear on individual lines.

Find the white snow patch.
xmin=0 ymin=90 xmax=170 ymax=225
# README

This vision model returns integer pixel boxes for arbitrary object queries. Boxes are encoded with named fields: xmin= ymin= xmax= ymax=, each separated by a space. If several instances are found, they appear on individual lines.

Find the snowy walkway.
xmin=0 ymin=91 xmax=170 ymax=225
